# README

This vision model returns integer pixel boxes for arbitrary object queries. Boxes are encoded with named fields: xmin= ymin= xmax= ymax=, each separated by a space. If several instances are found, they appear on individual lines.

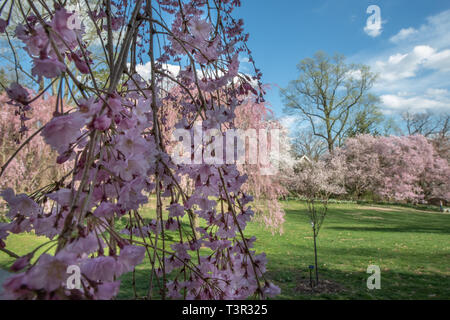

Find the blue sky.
xmin=234 ymin=0 xmax=450 ymax=121
xmin=2 ymin=1 xmax=448 ymax=126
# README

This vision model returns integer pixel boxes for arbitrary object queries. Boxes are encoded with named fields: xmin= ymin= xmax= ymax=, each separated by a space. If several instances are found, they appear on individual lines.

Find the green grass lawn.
xmin=246 ymin=201 xmax=450 ymax=300
xmin=1 ymin=201 xmax=449 ymax=300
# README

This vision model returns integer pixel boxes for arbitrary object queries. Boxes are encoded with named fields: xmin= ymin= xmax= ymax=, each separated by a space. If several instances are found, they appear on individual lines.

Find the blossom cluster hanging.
xmin=0 ymin=0 xmax=281 ymax=300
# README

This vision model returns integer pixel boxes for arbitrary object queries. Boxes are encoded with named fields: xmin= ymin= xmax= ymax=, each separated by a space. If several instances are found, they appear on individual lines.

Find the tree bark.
xmin=313 ymin=230 xmax=319 ymax=285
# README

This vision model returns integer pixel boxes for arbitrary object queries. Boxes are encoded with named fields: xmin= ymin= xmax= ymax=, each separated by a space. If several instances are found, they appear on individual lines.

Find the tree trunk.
xmin=313 ymin=231 xmax=319 ymax=285
xmin=327 ymin=138 xmax=334 ymax=153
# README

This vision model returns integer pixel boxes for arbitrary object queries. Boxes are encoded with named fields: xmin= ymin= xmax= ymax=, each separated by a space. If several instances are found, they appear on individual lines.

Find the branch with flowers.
xmin=0 ymin=0 xmax=281 ymax=300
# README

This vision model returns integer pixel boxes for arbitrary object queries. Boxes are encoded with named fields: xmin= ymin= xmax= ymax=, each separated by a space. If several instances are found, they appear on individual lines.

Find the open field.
xmin=1 ymin=201 xmax=449 ymax=300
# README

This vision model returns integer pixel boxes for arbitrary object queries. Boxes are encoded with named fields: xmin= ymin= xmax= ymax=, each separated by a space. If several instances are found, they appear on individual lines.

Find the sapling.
xmin=283 ymin=157 xmax=346 ymax=285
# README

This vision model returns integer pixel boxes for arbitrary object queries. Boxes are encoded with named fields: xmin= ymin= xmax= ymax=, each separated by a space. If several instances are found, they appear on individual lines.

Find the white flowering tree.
xmin=283 ymin=156 xmax=346 ymax=285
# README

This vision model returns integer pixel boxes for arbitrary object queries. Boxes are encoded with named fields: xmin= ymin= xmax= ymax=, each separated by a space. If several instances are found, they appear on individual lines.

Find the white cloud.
xmin=390 ymin=27 xmax=418 ymax=43
xmin=374 ymin=45 xmax=436 ymax=82
xmin=135 ymin=62 xmax=181 ymax=81
xmin=381 ymin=89 xmax=450 ymax=113
xmin=364 ymin=25 xmax=382 ymax=38
xmin=387 ymin=10 xmax=450 ymax=49
xmin=358 ymin=9 xmax=450 ymax=115
xmin=426 ymin=88 xmax=449 ymax=96
xmin=364 ymin=23 xmax=382 ymax=38
xmin=346 ymin=69 xmax=362 ymax=80
xmin=135 ymin=62 xmax=152 ymax=81
xmin=424 ymin=49 xmax=450 ymax=72
xmin=239 ymin=56 xmax=250 ymax=64
xmin=133 ymin=62 xmax=256 ymax=91
xmin=381 ymin=94 xmax=450 ymax=113
xmin=373 ymin=45 xmax=450 ymax=83
xmin=279 ymin=115 xmax=298 ymax=130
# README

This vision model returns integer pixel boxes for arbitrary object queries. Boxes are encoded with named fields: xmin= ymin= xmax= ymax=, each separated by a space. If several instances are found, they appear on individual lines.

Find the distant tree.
xmin=332 ymin=135 xmax=383 ymax=200
xmin=234 ymin=96 xmax=287 ymax=234
xmin=333 ymin=134 xmax=450 ymax=202
xmin=0 ymin=93 xmax=71 ymax=194
xmin=402 ymin=111 xmax=447 ymax=137
xmin=0 ymin=92 xmax=72 ymax=222
xmin=402 ymin=111 xmax=450 ymax=161
xmin=432 ymin=119 xmax=450 ymax=162
xmin=281 ymin=51 xmax=377 ymax=152
xmin=160 ymin=87 xmax=287 ymax=234
xmin=290 ymin=130 xmax=327 ymax=161
xmin=380 ymin=116 xmax=403 ymax=137
xmin=344 ymin=95 xmax=384 ymax=138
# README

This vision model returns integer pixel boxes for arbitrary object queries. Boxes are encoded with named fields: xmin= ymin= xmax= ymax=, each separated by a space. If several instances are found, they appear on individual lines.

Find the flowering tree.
xmin=0 ymin=0 xmax=281 ymax=300
xmin=233 ymin=95 xmax=287 ymax=234
xmin=0 ymin=92 xmax=73 ymax=222
xmin=157 ymin=86 xmax=286 ymax=234
xmin=0 ymin=93 xmax=72 ymax=193
xmin=282 ymin=156 xmax=345 ymax=285
xmin=334 ymin=134 xmax=450 ymax=203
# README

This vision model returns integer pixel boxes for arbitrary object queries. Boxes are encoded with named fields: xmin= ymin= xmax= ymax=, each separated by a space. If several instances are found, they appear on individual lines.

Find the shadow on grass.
xmin=283 ymin=207 xmax=450 ymax=235
xmin=117 ymin=268 xmax=170 ymax=300
xmin=265 ymin=266 xmax=450 ymax=300
xmin=328 ymin=226 xmax=450 ymax=234
xmin=115 ymin=265 xmax=450 ymax=300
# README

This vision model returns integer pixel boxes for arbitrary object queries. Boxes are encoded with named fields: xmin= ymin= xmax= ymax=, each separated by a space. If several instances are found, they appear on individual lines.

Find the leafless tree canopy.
xmin=281 ymin=51 xmax=377 ymax=152
xmin=402 ymin=111 xmax=450 ymax=161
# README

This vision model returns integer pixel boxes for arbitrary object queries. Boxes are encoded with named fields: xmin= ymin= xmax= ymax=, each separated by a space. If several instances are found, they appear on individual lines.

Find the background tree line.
xmin=281 ymin=51 xmax=450 ymax=203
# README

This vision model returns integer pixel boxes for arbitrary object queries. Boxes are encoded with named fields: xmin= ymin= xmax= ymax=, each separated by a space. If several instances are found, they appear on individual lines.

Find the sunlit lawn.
xmin=1 ymin=201 xmax=449 ymax=299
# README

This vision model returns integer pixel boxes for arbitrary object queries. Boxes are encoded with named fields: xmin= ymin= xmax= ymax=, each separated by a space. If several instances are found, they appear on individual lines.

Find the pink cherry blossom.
xmin=0 ymin=0 xmax=279 ymax=301
xmin=70 ymin=52 xmax=91 ymax=74
xmin=94 ymin=202 xmax=117 ymax=219
xmin=93 ymin=114 xmax=112 ymax=131
xmin=6 ymin=83 xmax=29 ymax=105
xmin=93 ymin=281 xmax=121 ymax=300
xmin=26 ymin=254 xmax=71 ymax=292
xmin=167 ymin=203 xmax=186 ymax=218
xmin=81 ymin=256 xmax=117 ymax=282
xmin=32 ymin=57 xmax=66 ymax=79
xmin=115 ymin=129 xmax=150 ymax=156
xmin=189 ymin=18 xmax=212 ymax=41
xmin=41 ymin=112 xmax=86 ymax=154
xmin=331 ymin=134 xmax=450 ymax=202
xmin=10 ymin=254 xmax=32 ymax=272
xmin=117 ymin=245 xmax=146 ymax=273
xmin=0 ymin=188 xmax=41 ymax=218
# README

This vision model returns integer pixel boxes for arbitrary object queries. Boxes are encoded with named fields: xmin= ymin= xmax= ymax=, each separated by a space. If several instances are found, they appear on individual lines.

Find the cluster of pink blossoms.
xmin=332 ymin=134 xmax=450 ymax=202
xmin=15 ymin=7 xmax=88 ymax=79
xmin=0 ymin=0 xmax=280 ymax=300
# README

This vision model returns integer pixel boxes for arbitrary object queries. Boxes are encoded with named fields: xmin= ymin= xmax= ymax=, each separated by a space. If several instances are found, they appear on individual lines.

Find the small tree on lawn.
xmin=284 ymin=156 xmax=346 ymax=285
